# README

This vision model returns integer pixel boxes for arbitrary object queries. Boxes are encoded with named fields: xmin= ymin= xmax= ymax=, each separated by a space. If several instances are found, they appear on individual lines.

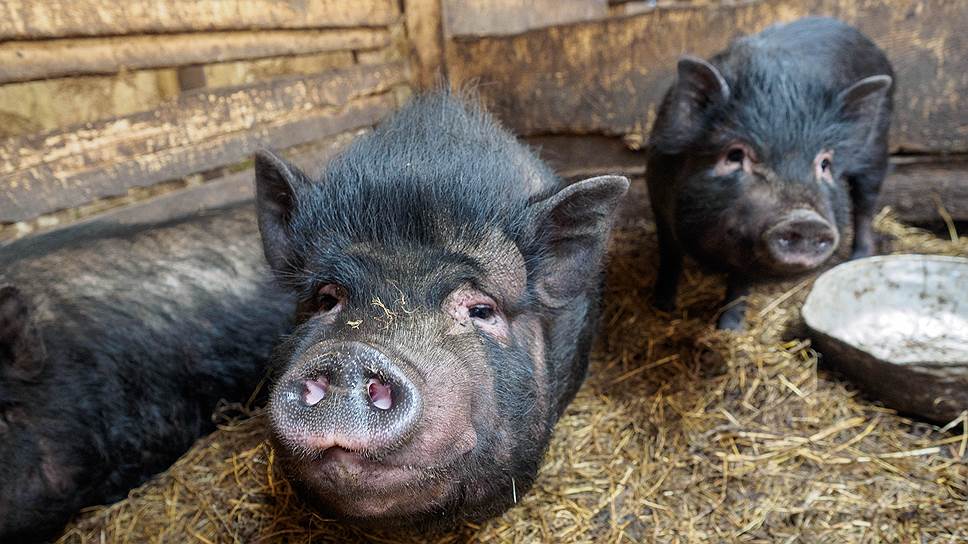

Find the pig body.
xmin=646 ymin=17 xmax=894 ymax=329
xmin=255 ymin=93 xmax=628 ymax=528
xmin=0 ymin=206 xmax=292 ymax=542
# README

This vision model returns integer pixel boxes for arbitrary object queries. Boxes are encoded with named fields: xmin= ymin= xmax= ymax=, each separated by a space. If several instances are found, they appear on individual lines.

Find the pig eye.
xmin=715 ymin=143 xmax=754 ymax=176
xmin=445 ymin=286 xmax=509 ymax=343
xmin=815 ymin=151 xmax=835 ymax=184
xmin=468 ymin=304 xmax=495 ymax=320
xmin=726 ymin=147 xmax=745 ymax=163
xmin=316 ymin=284 xmax=345 ymax=313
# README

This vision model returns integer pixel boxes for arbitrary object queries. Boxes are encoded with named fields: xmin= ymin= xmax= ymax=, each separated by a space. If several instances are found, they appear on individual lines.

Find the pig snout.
xmin=764 ymin=209 xmax=839 ymax=271
xmin=271 ymin=341 xmax=422 ymax=454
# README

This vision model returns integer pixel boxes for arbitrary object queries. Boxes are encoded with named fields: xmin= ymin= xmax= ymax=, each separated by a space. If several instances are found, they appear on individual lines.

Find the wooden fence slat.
xmin=446 ymin=0 xmax=968 ymax=154
xmin=0 ymin=29 xmax=390 ymax=84
xmin=441 ymin=0 xmax=607 ymax=38
xmin=880 ymin=160 xmax=968 ymax=225
xmin=0 ymin=63 xmax=406 ymax=175
xmin=0 ymin=0 xmax=399 ymax=40
xmin=404 ymin=0 xmax=444 ymax=88
xmin=0 ymin=62 xmax=408 ymax=222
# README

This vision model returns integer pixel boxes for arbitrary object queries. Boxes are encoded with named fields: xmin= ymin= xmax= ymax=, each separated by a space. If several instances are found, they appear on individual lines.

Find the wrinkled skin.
xmin=0 ymin=206 xmax=292 ymax=543
xmin=646 ymin=17 xmax=894 ymax=329
xmin=256 ymin=93 xmax=628 ymax=528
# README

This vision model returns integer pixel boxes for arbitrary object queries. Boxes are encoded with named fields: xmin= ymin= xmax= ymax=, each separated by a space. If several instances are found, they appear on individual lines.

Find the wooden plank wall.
xmin=2 ymin=0 xmax=965 ymax=240
xmin=444 ymin=0 xmax=968 ymax=155
xmin=0 ymin=0 xmax=412 ymax=238
xmin=433 ymin=0 xmax=967 ymax=225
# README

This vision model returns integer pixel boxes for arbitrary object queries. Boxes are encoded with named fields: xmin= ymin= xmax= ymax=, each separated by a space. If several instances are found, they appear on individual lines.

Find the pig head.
xmin=255 ymin=94 xmax=628 ymax=527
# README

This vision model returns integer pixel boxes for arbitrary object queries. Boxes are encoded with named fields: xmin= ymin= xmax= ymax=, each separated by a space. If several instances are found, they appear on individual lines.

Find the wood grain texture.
xmin=441 ymin=0 xmax=608 ymax=37
xmin=447 ymin=0 xmax=968 ymax=153
xmin=0 ymin=29 xmax=390 ymax=84
xmin=883 ymin=160 xmax=968 ymax=225
xmin=0 ymin=129 xmax=368 ymax=244
xmin=0 ymin=0 xmax=399 ymax=39
xmin=0 ymin=62 xmax=408 ymax=222
xmin=404 ymin=0 xmax=445 ymax=87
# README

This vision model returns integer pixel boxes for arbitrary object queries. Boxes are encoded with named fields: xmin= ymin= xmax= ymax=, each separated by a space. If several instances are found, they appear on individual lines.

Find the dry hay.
xmin=59 ymin=210 xmax=968 ymax=543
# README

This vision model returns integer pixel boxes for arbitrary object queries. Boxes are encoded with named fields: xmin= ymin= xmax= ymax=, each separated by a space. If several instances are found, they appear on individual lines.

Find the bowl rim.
xmin=802 ymin=253 xmax=968 ymax=365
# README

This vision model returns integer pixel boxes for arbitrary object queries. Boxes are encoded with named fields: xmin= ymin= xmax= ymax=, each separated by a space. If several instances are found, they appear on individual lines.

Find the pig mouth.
xmin=280 ymin=442 xmax=475 ymax=520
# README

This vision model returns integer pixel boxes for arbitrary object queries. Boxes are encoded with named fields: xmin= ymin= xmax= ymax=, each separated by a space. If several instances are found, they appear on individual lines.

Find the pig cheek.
xmin=511 ymin=316 xmax=549 ymax=441
xmin=409 ymin=342 xmax=489 ymax=461
xmin=37 ymin=437 xmax=76 ymax=495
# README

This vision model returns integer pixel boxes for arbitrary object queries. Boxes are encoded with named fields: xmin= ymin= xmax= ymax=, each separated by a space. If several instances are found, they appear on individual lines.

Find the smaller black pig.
xmin=646 ymin=17 xmax=894 ymax=329
xmin=0 ymin=206 xmax=292 ymax=542
xmin=255 ymin=93 xmax=628 ymax=528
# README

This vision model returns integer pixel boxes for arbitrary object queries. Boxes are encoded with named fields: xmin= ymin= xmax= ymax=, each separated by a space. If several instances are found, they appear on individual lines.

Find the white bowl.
xmin=803 ymin=255 xmax=968 ymax=423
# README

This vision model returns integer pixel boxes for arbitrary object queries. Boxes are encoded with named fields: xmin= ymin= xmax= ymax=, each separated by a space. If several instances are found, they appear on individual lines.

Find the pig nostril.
xmin=367 ymin=378 xmax=392 ymax=410
xmin=302 ymin=378 xmax=328 ymax=406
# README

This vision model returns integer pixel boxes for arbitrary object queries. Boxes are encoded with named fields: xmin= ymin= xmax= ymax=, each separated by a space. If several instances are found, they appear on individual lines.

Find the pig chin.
xmin=276 ymin=439 xmax=478 ymax=523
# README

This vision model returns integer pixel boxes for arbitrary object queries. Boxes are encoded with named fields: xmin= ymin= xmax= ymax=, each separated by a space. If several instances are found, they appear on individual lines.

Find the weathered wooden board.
xmin=441 ymin=0 xmax=608 ymax=37
xmin=0 ymin=0 xmax=399 ymax=40
xmin=202 ymin=51 xmax=357 ymax=88
xmin=0 ymin=29 xmax=390 ymax=84
xmin=447 ymin=0 xmax=968 ymax=153
xmin=883 ymin=159 xmax=968 ymax=225
xmin=0 ymin=69 xmax=182 ymax=137
xmin=404 ymin=0 xmax=445 ymax=87
xmin=1 ymin=129 xmax=369 ymax=243
xmin=0 ymin=62 xmax=408 ymax=222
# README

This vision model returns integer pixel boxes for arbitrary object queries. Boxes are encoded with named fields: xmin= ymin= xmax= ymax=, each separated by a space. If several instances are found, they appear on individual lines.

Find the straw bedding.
xmin=58 ymin=209 xmax=967 ymax=543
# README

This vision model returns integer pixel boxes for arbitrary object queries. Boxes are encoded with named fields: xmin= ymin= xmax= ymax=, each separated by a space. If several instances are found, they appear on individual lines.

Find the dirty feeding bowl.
xmin=803 ymin=255 xmax=968 ymax=424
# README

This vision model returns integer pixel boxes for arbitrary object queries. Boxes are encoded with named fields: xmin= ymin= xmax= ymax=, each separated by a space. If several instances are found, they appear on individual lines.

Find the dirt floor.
xmin=59 ymin=211 xmax=968 ymax=543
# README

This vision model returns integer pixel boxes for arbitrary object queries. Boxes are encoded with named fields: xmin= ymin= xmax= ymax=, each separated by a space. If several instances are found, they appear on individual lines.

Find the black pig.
xmin=646 ymin=17 xmax=894 ymax=329
xmin=0 ymin=206 xmax=292 ymax=542
xmin=255 ymin=93 xmax=628 ymax=528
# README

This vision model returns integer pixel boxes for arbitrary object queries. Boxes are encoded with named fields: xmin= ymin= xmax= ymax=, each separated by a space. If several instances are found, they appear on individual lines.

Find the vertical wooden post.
xmin=404 ymin=0 xmax=444 ymax=88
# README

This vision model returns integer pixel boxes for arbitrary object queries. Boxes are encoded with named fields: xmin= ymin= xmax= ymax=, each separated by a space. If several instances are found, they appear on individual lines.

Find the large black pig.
xmin=255 ymin=94 xmax=628 ymax=527
xmin=646 ymin=17 xmax=894 ymax=329
xmin=0 ymin=206 xmax=292 ymax=542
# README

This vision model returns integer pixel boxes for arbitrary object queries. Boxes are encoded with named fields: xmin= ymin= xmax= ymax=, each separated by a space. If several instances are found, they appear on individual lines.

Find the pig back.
xmin=717 ymin=17 xmax=893 ymax=92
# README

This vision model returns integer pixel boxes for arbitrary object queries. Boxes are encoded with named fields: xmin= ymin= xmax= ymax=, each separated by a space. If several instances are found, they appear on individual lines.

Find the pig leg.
xmin=716 ymin=279 xmax=750 ymax=331
xmin=847 ymin=171 xmax=885 ymax=259
xmin=653 ymin=223 xmax=682 ymax=312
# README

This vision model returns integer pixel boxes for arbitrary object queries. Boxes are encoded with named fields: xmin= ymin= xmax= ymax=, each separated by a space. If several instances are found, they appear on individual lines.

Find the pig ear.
xmin=838 ymin=75 xmax=892 ymax=141
xmin=254 ymin=149 xmax=312 ymax=274
xmin=676 ymin=56 xmax=730 ymax=104
xmin=531 ymin=176 xmax=629 ymax=307
xmin=0 ymin=285 xmax=44 ymax=374
xmin=651 ymin=56 xmax=730 ymax=153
